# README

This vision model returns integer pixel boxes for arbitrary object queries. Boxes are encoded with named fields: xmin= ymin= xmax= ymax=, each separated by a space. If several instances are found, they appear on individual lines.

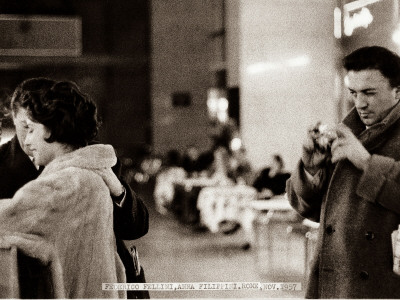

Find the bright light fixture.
xmin=286 ymin=55 xmax=310 ymax=67
xmin=344 ymin=7 xmax=373 ymax=36
xmin=230 ymin=137 xmax=242 ymax=152
xmin=247 ymin=55 xmax=310 ymax=74
xmin=393 ymin=24 xmax=400 ymax=45
xmin=344 ymin=0 xmax=381 ymax=12
xmin=334 ymin=7 xmax=342 ymax=39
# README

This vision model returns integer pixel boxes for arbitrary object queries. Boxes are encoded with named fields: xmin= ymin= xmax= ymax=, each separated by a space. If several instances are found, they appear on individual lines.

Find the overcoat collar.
xmin=342 ymin=102 xmax=400 ymax=151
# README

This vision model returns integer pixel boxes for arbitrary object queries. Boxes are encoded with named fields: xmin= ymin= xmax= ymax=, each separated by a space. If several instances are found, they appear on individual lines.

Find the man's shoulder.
xmin=0 ymin=136 xmax=29 ymax=161
xmin=0 ymin=138 xmax=14 ymax=161
xmin=0 ymin=135 xmax=37 ymax=173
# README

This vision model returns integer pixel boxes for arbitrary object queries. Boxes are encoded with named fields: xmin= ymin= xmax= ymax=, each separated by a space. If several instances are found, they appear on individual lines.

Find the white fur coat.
xmin=0 ymin=144 xmax=126 ymax=298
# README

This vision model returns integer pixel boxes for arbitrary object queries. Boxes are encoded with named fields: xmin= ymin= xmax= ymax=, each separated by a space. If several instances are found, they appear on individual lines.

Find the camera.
xmin=310 ymin=123 xmax=337 ymax=152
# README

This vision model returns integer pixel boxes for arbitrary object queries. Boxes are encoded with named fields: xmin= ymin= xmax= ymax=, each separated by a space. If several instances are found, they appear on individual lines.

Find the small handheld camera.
xmin=310 ymin=123 xmax=337 ymax=153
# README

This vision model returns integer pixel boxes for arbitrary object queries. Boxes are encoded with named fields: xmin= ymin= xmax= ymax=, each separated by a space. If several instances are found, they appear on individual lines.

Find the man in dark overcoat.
xmin=287 ymin=46 xmax=400 ymax=298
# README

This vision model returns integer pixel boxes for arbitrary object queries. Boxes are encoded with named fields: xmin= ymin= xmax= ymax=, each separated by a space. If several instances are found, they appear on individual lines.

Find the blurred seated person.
xmin=228 ymin=147 xmax=253 ymax=184
xmin=194 ymin=150 xmax=214 ymax=177
xmin=154 ymin=149 xmax=186 ymax=214
xmin=202 ymin=128 xmax=235 ymax=185
xmin=182 ymin=145 xmax=199 ymax=177
xmin=252 ymin=154 xmax=290 ymax=199
xmin=203 ymin=146 xmax=234 ymax=185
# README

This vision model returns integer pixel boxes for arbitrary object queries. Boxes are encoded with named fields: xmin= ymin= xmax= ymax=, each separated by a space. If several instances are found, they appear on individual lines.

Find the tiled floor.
xmin=130 ymin=184 xmax=308 ymax=298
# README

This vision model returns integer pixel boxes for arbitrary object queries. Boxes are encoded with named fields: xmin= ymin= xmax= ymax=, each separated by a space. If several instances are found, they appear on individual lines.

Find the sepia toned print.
xmin=0 ymin=1 xmax=400 ymax=299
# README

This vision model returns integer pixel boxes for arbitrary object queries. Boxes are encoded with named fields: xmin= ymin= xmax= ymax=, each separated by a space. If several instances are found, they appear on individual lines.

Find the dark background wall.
xmin=151 ymin=0 xmax=225 ymax=155
xmin=0 ymin=0 xmax=151 ymax=159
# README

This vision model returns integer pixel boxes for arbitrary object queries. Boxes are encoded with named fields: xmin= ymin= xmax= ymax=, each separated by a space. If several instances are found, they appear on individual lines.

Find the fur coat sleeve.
xmin=0 ymin=166 xmax=126 ymax=298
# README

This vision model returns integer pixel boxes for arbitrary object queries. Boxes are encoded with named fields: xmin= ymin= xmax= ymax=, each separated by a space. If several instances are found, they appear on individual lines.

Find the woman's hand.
xmin=94 ymin=168 xmax=125 ymax=197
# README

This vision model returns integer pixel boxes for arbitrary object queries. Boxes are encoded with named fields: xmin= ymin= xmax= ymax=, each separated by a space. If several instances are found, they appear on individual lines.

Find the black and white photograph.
xmin=0 ymin=0 xmax=400 ymax=299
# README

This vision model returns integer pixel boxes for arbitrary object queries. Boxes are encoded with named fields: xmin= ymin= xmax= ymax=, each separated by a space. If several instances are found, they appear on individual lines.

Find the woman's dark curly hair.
xmin=22 ymin=80 xmax=100 ymax=148
xmin=10 ymin=77 xmax=56 ymax=115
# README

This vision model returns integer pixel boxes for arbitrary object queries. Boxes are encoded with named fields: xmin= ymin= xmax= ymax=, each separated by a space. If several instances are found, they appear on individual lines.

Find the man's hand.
xmin=331 ymin=124 xmax=371 ymax=171
xmin=301 ymin=124 xmax=332 ymax=175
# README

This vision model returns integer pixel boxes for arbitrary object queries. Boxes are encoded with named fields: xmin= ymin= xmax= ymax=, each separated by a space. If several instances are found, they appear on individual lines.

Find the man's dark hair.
xmin=26 ymin=80 xmax=100 ymax=148
xmin=343 ymin=46 xmax=400 ymax=87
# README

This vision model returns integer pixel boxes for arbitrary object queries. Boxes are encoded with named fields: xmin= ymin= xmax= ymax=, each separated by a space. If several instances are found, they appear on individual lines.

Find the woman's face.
xmin=12 ymin=107 xmax=32 ymax=156
xmin=24 ymin=118 xmax=58 ymax=166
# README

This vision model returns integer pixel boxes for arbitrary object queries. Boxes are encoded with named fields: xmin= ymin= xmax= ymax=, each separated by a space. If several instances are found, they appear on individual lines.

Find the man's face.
xmin=12 ymin=107 xmax=33 ymax=156
xmin=346 ymin=69 xmax=400 ymax=126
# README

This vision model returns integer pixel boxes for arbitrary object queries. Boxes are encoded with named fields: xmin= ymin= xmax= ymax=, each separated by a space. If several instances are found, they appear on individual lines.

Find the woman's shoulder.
xmin=38 ymin=167 xmax=102 ymax=190
xmin=18 ymin=167 xmax=110 ymax=205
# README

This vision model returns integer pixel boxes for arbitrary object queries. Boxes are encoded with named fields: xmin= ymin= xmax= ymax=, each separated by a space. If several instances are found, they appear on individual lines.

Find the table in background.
xmin=196 ymin=185 xmax=257 ymax=238
xmin=250 ymin=196 xmax=319 ymax=281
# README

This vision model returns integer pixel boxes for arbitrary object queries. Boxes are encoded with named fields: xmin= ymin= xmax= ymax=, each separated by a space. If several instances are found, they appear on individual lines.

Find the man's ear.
xmin=11 ymin=111 xmax=16 ymax=125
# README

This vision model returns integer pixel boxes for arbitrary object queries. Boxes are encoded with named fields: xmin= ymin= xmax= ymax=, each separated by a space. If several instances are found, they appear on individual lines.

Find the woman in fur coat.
xmin=0 ymin=80 xmax=126 ymax=298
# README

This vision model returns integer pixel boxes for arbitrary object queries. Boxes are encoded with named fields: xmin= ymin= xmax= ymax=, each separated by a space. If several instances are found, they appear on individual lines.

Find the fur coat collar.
xmin=41 ymin=144 xmax=117 ymax=175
